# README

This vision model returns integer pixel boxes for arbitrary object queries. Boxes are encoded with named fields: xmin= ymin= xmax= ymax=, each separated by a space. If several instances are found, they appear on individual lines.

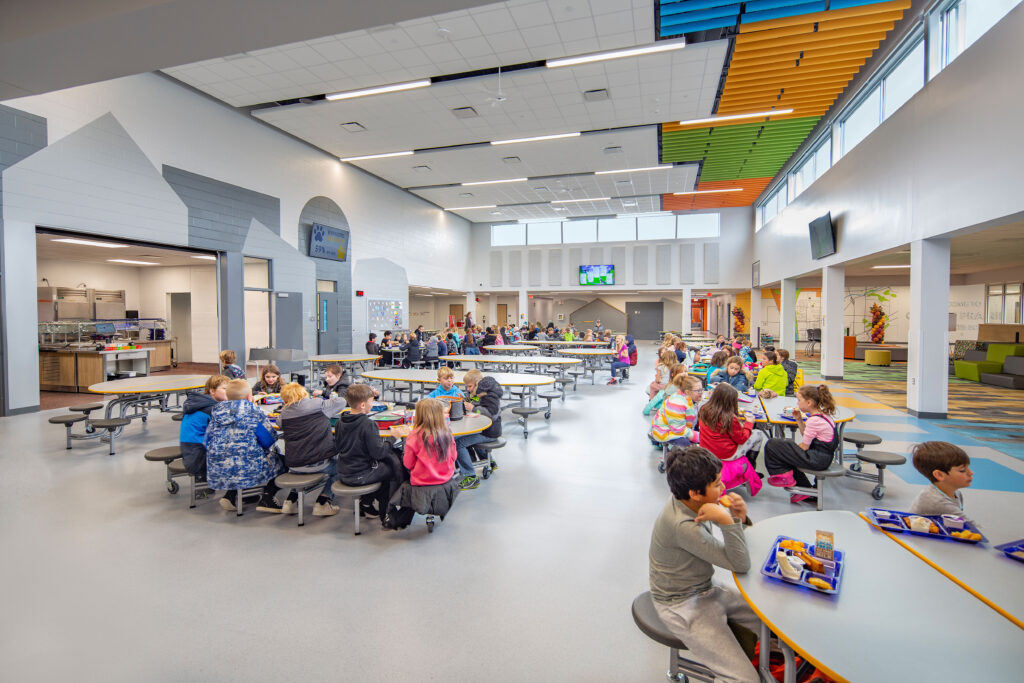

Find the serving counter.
xmin=39 ymin=347 xmax=151 ymax=392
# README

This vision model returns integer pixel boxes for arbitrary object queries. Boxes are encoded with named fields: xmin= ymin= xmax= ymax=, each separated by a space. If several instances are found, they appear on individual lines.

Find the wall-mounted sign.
xmin=308 ymin=222 xmax=349 ymax=262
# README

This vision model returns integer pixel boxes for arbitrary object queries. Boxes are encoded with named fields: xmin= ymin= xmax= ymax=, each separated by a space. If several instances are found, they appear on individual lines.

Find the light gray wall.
xmin=296 ymin=196 xmax=352 ymax=353
xmin=754 ymin=3 xmax=1024 ymax=285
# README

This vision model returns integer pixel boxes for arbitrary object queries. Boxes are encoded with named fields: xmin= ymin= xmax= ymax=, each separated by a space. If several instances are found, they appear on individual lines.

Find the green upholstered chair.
xmin=954 ymin=343 xmax=1024 ymax=381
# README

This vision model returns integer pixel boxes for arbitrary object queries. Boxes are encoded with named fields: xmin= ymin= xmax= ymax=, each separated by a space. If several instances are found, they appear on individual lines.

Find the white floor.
xmin=2 ymin=347 xmax=1022 ymax=681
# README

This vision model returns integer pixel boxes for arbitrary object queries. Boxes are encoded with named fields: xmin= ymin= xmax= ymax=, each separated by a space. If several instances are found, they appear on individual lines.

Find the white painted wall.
xmin=753 ymin=4 xmax=1024 ymax=286
xmin=136 ymin=265 xmax=219 ymax=363
xmin=36 ymin=260 xmax=142 ymax=311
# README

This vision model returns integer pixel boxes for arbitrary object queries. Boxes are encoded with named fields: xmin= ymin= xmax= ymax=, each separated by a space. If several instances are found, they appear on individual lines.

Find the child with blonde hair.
xmin=427 ymin=366 xmax=463 ymax=399
xmin=403 ymin=398 xmax=458 ymax=486
xmin=276 ymin=382 xmax=346 ymax=517
xmin=649 ymin=348 xmax=678 ymax=399
xmin=650 ymin=375 xmax=703 ymax=447
xmin=608 ymin=334 xmax=630 ymax=385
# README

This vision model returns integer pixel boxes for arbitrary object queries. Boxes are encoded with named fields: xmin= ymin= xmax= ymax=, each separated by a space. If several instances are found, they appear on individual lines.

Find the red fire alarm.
xmin=475 ymin=297 xmax=480 ymax=302
xmin=528 ymin=295 xmax=534 ymax=299
xmin=355 ymin=290 xmax=364 ymax=297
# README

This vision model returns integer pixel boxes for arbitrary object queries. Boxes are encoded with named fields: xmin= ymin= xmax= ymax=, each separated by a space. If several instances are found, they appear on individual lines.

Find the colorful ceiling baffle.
xmin=657 ymin=0 xmax=910 ymax=210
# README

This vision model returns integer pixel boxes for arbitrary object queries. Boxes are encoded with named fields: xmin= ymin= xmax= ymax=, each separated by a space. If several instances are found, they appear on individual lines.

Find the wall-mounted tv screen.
xmin=308 ymin=222 xmax=349 ymax=262
xmin=579 ymin=264 xmax=615 ymax=285
xmin=809 ymin=212 xmax=836 ymax=260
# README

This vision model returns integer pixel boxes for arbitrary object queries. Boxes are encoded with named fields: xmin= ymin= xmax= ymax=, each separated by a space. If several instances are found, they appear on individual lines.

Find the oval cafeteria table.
xmin=360 ymin=368 xmax=554 ymax=406
xmin=482 ymin=344 xmax=537 ymax=354
xmin=555 ymin=348 xmax=615 ymax=384
xmin=758 ymin=394 xmax=856 ymax=438
xmin=735 ymin=510 xmax=1024 ymax=683
xmin=445 ymin=354 xmax=581 ymax=374
xmin=308 ymin=353 xmax=380 ymax=381
xmin=89 ymin=374 xmax=211 ymax=432
xmin=859 ymin=513 xmax=1024 ymax=629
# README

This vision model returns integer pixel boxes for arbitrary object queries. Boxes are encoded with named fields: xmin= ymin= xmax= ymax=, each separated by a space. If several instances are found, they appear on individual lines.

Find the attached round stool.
xmin=631 ymin=591 xmax=757 ymax=682
xmin=864 ymin=349 xmax=892 ymax=366
xmin=537 ymin=391 xmax=562 ymax=419
xmin=144 ymin=446 xmax=182 ymax=462
xmin=472 ymin=438 xmax=505 ymax=479
xmin=48 ymin=414 xmax=86 ymax=450
xmin=89 ymin=417 xmax=132 ymax=455
xmin=145 ymin=445 xmax=189 ymax=497
xmin=275 ymin=471 xmax=328 ymax=526
xmin=330 ymin=481 xmax=382 ymax=535
xmin=69 ymin=402 xmax=105 ymax=415
xmin=171 ymin=413 xmax=184 ymax=422
xmin=511 ymin=406 xmax=543 ymax=439
xmin=793 ymin=460 xmax=847 ymax=511
xmin=842 ymin=431 xmax=882 ymax=466
xmin=553 ymin=377 xmax=574 ymax=398
xmin=847 ymin=450 xmax=907 ymax=500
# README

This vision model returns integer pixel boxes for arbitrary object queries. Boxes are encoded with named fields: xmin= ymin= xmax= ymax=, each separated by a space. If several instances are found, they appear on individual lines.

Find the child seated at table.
xmin=764 ymin=384 xmax=840 ymax=504
xmin=698 ymin=383 xmax=767 ymax=466
xmin=277 ymin=382 xmax=346 ymax=517
xmin=649 ymin=348 xmax=678 ymax=399
xmin=206 ymin=379 xmax=283 ymax=512
xmin=454 ymin=369 xmax=503 ymax=490
xmin=650 ymin=375 xmax=702 ymax=448
xmin=709 ymin=356 xmax=752 ymax=392
xmin=219 ymin=349 xmax=245 ymax=379
xmin=179 ymin=374 xmax=229 ymax=483
xmin=776 ymin=348 xmax=798 ymax=396
xmin=908 ymin=441 xmax=973 ymax=519
xmin=403 ymin=332 xmax=423 ymax=367
xmin=427 ymin=366 xmax=463 ymax=399
xmin=253 ymin=364 xmax=282 ymax=395
xmin=366 ymin=333 xmax=380 ymax=356
xmin=753 ymin=350 xmax=787 ymax=398
xmin=334 ymin=383 xmax=404 ymax=519
xmin=313 ymin=364 xmax=346 ymax=400
xmin=402 ymin=398 xmax=458 ymax=487
xmin=649 ymin=446 xmax=760 ymax=683
xmin=704 ymin=351 xmax=729 ymax=387
xmin=608 ymin=335 xmax=630 ymax=385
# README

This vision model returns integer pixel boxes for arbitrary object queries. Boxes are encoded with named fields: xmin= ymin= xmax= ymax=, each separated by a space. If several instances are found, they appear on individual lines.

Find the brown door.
xmin=497 ymin=303 xmax=508 ymax=325
xmin=449 ymin=304 xmax=464 ymax=326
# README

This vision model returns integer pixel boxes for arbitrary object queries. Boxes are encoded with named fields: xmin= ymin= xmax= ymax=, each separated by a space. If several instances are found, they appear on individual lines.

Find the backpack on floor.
xmin=629 ymin=349 xmax=638 ymax=366
xmin=382 ymin=504 xmax=415 ymax=530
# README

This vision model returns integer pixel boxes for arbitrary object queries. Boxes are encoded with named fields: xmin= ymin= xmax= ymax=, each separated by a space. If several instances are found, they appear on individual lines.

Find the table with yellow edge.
xmin=308 ymin=354 xmax=380 ymax=383
xmin=89 ymin=374 xmax=211 ymax=433
xmin=360 ymin=368 xmax=554 ymax=406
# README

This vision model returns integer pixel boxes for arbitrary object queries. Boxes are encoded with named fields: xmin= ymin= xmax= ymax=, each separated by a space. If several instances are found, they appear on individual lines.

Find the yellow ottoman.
xmin=864 ymin=349 xmax=892 ymax=366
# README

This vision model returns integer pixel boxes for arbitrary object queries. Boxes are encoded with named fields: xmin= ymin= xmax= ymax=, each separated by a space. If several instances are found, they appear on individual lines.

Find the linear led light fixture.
xmin=595 ymin=165 xmax=673 ymax=175
xmin=551 ymin=197 xmax=611 ymax=203
xmin=547 ymin=39 xmax=686 ymax=68
xmin=677 ymin=108 xmax=794 ymax=126
xmin=108 ymin=259 xmax=158 ymax=265
xmin=52 ymin=238 xmax=127 ymax=248
xmin=191 ymin=255 xmax=217 ymax=261
xmin=491 ymin=132 xmax=580 ymax=146
xmin=447 ymin=205 xmax=497 ymax=211
xmin=462 ymin=177 xmax=528 ymax=186
xmin=673 ymin=188 xmax=744 ymax=195
xmin=325 ymin=79 xmax=430 ymax=101
xmin=872 ymin=264 xmax=911 ymax=269
xmin=340 ymin=150 xmax=415 ymax=162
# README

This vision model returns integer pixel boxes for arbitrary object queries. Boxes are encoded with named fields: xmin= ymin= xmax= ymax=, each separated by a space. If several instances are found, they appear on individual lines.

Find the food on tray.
xmin=779 ymin=539 xmax=806 ymax=552
xmin=950 ymin=530 xmax=983 ymax=541
xmin=941 ymin=514 xmax=966 ymax=530
xmin=795 ymin=550 xmax=824 ymax=574
xmin=905 ymin=516 xmax=940 ymax=534
xmin=806 ymin=577 xmax=831 ymax=591
xmin=776 ymin=551 xmax=803 ymax=580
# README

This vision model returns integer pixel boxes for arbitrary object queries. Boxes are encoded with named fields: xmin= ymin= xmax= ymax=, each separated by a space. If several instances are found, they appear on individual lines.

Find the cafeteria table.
xmin=360 ymin=368 xmax=554 ymax=406
xmin=482 ymin=344 xmax=538 ymax=354
xmin=758 ymin=395 xmax=856 ymax=439
xmin=308 ymin=354 xmax=380 ymax=382
xmin=555 ymin=348 xmax=616 ymax=384
xmin=735 ymin=510 xmax=1024 ymax=683
xmin=89 ymin=374 xmax=210 ymax=434
xmin=445 ymin=354 xmax=581 ymax=375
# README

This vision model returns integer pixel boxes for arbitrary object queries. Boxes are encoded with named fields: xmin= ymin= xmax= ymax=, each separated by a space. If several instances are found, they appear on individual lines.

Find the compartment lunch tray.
xmin=866 ymin=507 xmax=987 ymax=544
xmin=761 ymin=535 xmax=844 ymax=595
xmin=993 ymin=539 xmax=1024 ymax=563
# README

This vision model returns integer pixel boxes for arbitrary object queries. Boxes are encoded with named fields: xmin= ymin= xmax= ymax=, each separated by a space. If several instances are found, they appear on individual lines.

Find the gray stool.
xmin=69 ymin=402 xmax=105 ymax=416
xmin=275 ymin=471 xmax=328 ymax=526
xmin=537 ymin=391 xmax=562 ymax=420
xmin=566 ymin=369 xmax=585 ymax=390
xmin=89 ymin=417 xmax=132 ymax=455
xmin=842 ymin=431 xmax=882 ymax=463
xmin=144 ymin=446 xmax=186 ymax=494
xmin=847 ymin=450 xmax=906 ymax=500
xmin=165 ymin=459 xmax=211 ymax=509
xmin=510 ymin=406 xmax=543 ymax=439
xmin=471 ymin=438 xmax=505 ymax=480
xmin=554 ymin=377 xmax=574 ymax=398
xmin=49 ymin=414 xmax=86 ymax=450
xmin=330 ymin=481 xmax=382 ymax=535
xmin=791 ymin=460 xmax=847 ymax=511
xmin=631 ymin=591 xmax=758 ymax=682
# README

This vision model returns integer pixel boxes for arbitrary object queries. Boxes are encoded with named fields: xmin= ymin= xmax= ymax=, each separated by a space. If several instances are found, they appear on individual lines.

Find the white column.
xmin=908 ymin=238 xmax=950 ymax=418
xmin=750 ymin=288 xmax=762 ymax=347
xmin=518 ymin=289 xmax=528 ymax=327
xmin=820 ymin=265 xmax=845 ymax=379
xmin=487 ymin=295 xmax=498 ymax=330
xmin=780 ymin=278 xmax=797 ymax=352
xmin=681 ymin=288 xmax=692 ymax=335
xmin=464 ymin=290 xmax=475 ymax=328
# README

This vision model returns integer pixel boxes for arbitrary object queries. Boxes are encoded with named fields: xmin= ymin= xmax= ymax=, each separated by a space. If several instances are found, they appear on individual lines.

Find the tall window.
xmin=883 ymin=41 xmax=925 ymax=119
xmin=677 ymin=213 xmax=720 ymax=238
xmin=791 ymin=137 xmax=831 ymax=200
xmin=526 ymin=222 xmax=561 ymax=245
xmin=597 ymin=217 xmax=636 ymax=242
xmin=491 ymin=223 xmax=525 ymax=246
xmin=562 ymin=219 xmax=597 ymax=243
xmin=841 ymin=86 xmax=881 ymax=158
xmin=942 ymin=0 xmax=1021 ymax=70
xmin=987 ymin=283 xmax=1023 ymax=323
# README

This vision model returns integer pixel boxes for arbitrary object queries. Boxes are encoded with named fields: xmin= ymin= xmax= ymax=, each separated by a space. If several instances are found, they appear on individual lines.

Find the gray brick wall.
xmin=297 ymin=197 xmax=353 ymax=353
xmin=162 ymin=165 xmax=281 ymax=251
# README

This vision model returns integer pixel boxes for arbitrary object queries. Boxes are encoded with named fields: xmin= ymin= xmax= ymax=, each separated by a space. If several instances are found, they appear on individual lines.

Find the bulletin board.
xmin=368 ymin=299 xmax=404 ymax=332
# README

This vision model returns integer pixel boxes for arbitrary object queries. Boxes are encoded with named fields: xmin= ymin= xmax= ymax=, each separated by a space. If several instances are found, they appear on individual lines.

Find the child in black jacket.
xmin=453 ymin=369 xmax=503 ymax=490
xmin=334 ymin=383 xmax=404 ymax=518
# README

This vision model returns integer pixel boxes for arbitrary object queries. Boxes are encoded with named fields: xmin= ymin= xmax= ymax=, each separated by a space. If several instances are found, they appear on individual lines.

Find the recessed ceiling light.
xmin=51 ymin=238 xmax=127 ymax=248
xmin=491 ymin=132 xmax=580 ymax=146
xmin=622 ymin=201 xmax=638 ymax=207
xmin=551 ymin=197 xmax=611 ymax=204
xmin=340 ymin=150 xmax=414 ymax=162
xmin=490 ymin=211 xmax=503 ymax=215
xmin=108 ymin=259 xmax=158 ymax=265
xmin=872 ymin=265 xmax=911 ymax=269
xmin=553 ymin=207 xmax=568 ymax=211
xmin=191 ymin=255 xmax=217 ymax=261
xmin=340 ymin=121 xmax=366 ymax=132
xmin=325 ymin=79 xmax=430 ymax=101
xmin=462 ymin=177 xmax=527 ymax=186
xmin=595 ymin=165 xmax=673 ymax=175
xmin=447 ymin=205 xmax=497 ymax=211
xmin=672 ymin=188 xmax=744 ymax=195
xmin=546 ymin=39 xmax=686 ymax=68
xmin=677 ymin=109 xmax=794 ymax=126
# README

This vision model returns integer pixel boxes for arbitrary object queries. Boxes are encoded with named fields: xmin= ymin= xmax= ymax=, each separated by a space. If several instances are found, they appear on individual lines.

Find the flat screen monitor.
xmin=579 ymin=264 xmax=615 ymax=286
xmin=308 ymin=222 xmax=349 ymax=262
xmin=94 ymin=322 xmax=116 ymax=336
xmin=808 ymin=212 xmax=836 ymax=259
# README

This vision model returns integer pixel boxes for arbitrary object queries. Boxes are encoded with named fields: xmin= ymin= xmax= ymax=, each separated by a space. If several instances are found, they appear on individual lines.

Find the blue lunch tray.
xmin=993 ymin=539 xmax=1024 ymax=563
xmin=761 ymin=535 xmax=844 ymax=595
xmin=865 ymin=507 xmax=988 ymax=544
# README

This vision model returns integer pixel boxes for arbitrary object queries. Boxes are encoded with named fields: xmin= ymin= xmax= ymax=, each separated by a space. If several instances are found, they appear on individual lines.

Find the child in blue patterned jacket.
xmin=206 ymin=379 xmax=284 ymax=513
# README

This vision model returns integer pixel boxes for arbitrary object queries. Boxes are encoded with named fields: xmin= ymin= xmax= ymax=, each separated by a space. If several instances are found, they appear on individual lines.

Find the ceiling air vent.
xmin=340 ymin=121 xmax=366 ymax=132
xmin=452 ymin=106 xmax=479 ymax=119
xmin=412 ymin=165 xmax=432 ymax=173
xmin=583 ymin=88 xmax=610 ymax=102
xmin=603 ymin=146 xmax=623 ymax=154
xmin=502 ymin=156 xmax=521 ymax=164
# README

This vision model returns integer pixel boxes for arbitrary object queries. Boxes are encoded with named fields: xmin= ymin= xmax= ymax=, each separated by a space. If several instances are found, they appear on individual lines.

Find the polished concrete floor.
xmin=3 ymin=347 xmax=1023 ymax=681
